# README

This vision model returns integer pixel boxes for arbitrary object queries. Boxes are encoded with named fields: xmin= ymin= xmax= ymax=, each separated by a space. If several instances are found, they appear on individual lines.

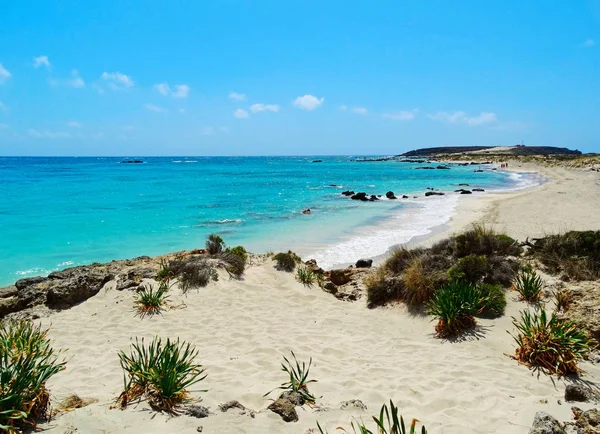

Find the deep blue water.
xmin=0 ymin=156 xmax=522 ymax=285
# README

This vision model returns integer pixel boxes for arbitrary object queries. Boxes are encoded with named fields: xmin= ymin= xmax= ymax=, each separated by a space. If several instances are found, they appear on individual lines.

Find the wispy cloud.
xmin=144 ymin=103 xmax=166 ymax=113
xmin=294 ymin=94 xmax=324 ymax=111
xmin=250 ymin=103 xmax=280 ymax=113
xmin=154 ymin=83 xmax=190 ymax=98
xmin=28 ymin=129 xmax=72 ymax=139
xmin=0 ymin=63 xmax=12 ymax=84
xmin=33 ymin=55 xmax=51 ymax=69
xmin=382 ymin=109 xmax=418 ymax=121
xmin=101 ymin=71 xmax=134 ymax=90
xmin=49 ymin=69 xmax=85 ymax=88
xmin=428 ymin=111 xmax=497 ymax=126
xmin=234 ymin=108 xmax=249 ymax=119
xmin=67 ymin=121 xmax=81 ymax=128
xmin=583 ymin=38 xmax=595 ymax=47
xmin=229 ymin=92 xmax=247 ymax=102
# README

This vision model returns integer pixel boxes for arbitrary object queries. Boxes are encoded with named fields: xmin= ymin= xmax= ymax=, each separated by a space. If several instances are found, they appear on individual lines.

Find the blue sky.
xmin=0 ymin=1 xmax=598 ymax=156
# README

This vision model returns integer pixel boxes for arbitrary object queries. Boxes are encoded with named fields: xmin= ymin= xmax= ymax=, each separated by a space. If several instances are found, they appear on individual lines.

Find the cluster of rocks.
xmin=340 ymin=186 xmax=486 ymax=202
xmin=304 ymin=258 xmax=371 ymax=302
xmin=414 ymin=165 xmax=451 ymax=170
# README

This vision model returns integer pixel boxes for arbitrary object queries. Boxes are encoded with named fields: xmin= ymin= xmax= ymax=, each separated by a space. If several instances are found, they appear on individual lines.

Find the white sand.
xmin=37 ymin=163 xmax=600 ymax=434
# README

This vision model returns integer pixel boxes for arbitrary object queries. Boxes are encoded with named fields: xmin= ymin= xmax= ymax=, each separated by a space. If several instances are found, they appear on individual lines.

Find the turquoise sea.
xmin=0 ymin=156 xmax=537 ymax=286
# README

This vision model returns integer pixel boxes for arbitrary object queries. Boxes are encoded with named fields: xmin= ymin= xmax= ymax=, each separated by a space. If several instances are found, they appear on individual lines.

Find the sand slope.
xmin=38 ymin=258 xmax=599 ymax=434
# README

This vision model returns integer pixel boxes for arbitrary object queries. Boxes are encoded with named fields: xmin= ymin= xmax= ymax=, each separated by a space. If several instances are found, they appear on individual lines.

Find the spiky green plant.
xmin=156 ymin=259 xmax=172 ymax=282
xmin=0 ymin=320 xmax=66 ymax=431
xmin=510 ymin=307 xmax=596 ymax=376
xmin=265 ymin=351 xmax=317 ymax=404
xmin=554 ymin=288 xmax=572 ymax=313
xmin=117 ymin=337 xmax=207 ymax=412
xmin=477 ymin=283 xmax=507 ymax=318
xmin=427 ymin=280 xmax=481 ymax=338
xmin=513 ymin=269 xmax=543 ymax=302
xmin=134 ymin=281 xmax=170 ymax=316
xmin=317 ymin=400 xmax=427 ymax=434
xmin=296 ymin=266 xmax=316 ymax=286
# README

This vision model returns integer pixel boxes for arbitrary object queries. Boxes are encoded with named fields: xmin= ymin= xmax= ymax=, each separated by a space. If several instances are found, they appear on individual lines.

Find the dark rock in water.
xmin=425 ymin=191 xmax=445 ymax=197
xmin=341 ymin=190 xmax=355 ymax=196
xmin=340 ymin=400 xmax=367 ymax=411
xmin=369 ymin=195 xmax=379 ymax=201
xmin=267 ymin=396 xmax=298 ymax=422
xmin=436 ymin=165 xmax=450 ymax=170
xmin=460 ymin=190 xmax=472 ymax=194
xmin=329 ymin=269 xmax=351 ymax=286
xmin=459 ymin=183 xmax=470 ymax=186
xmin=312 ymin=160 xmax=323 ymax=163
xmin=185 ymin=404 xmax=211 ymax=418
xmin=402 ymin=195 xmax=409 ymax=199
xmin=529 ymin=411 xmax=566 ymax=434
xmin=351 ymin=192 xmax=368 ymax=201
xmin=474 ymin=169 xmax=484 ymax=173
xmin=329 ymin=184 xmax=337 ymax=187
xmin=355 ymin=259 xmax=373 ymax=268
xmin=472 ymin=188 xmax=485 ymax=192
xmin=15 ymin=276 xmax=48 ymax=290
xmin=302 ymin=208 xmax=311 ymax=215
xmin=415 ymin=166 xmax=435 ymax=170
xmin=386 ymin=191 xmax=397 ymax=199
xmin=565 ymin=384 xmax=597 ymax=403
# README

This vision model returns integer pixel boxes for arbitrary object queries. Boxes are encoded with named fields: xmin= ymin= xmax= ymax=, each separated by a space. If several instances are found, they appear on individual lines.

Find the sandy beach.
xmin=27 ymin=162 xmax=600 ymax=434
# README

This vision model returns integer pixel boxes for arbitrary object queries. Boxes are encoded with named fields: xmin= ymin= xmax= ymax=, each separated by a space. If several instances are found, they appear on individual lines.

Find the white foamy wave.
xmin=308 ymin=195 xmax=461 ymax=269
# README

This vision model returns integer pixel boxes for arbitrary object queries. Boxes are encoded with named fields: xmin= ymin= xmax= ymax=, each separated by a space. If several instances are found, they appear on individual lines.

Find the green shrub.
xmin=265 ymin=351 xmax=317 ymax=404
xmin=513 ymin=269 xmax=543 ymax=302
xmin=510 ymin=307 xmax=596 ymax=375
xmin=365 ymin=269 xmax=405 ymax=308
xmin=134 ymin=281 xmax=170 ymax=316
xmin=206 ymin=234 xmax=225 ymax=255
xmin=383 ymin=247 xmax=425 ymax=275
xmin=477 ymin=283 xmax=506 ymax=318
xmin=529 ymin=231 xmax=600 ymax=280
xmin=432 ymin=225 xmax=522 ymax=258
xmin=220 ymin=251 xmax=246 ymax=278
xmin=117 ymin=337 xmax=207 ymax=412
xmin=0 ymin=320 xmax=66 ymax=431
xmin=483 ymin=255 xmax=519 ymax=287
xmin=228 ymin=246 xmax=248 ymax=262
xmin=317 ymin=400 xmax=427 ymax=434
xmin=273 ymin=251 xmax=300 ymax=272
xmin=179 ymin=259 xmax=218 ymax=293
xmin=403 ymin=254 xmax=451 ymax=306
xmin=448 ymin=254 xmax=488 ymax=284
xmin=427 ymin=281 xmax=481 ymax=338
xmin=296 ymin=266 xmax=316 ymax=286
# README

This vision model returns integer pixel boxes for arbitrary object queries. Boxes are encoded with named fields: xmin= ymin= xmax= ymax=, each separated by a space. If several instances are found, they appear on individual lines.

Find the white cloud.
xmin=122 ymin=125 xmax=136 ymax=131
xmin=28 ymin=129 xmax=72 ymax=139
xmin=583 ymin=39 xmax=595 ymax=47
xmin=351 ymin=107 xmax=368 ymax=115
xmin=67 ymin=121 xmax=81 ymax=128
xmin=154 ymin=83 xmax=171 ymax=95
xmin=0 ymin=63 xmax=12 ymax=84
xmin=234 ymin=108 xmax=249 ymax=119
xmin=144 ymin=103 xmax=166 ymax=113
xmin=33 ymin=55 xmax=51 ymax=69
xmin=294 ymin=94 xmax=324 ymax=111
xmin=229 ymin=92 xmax=247 ymax=101
xmin=250 ymin=103 xmax=280 ymax=113
xmin=49 ymin=69 xmax=85 ymax=88
xmin=382 ymin=109 xmax=418 ymax=121
xmin=101 ymin=71 xmax=134 ymax=89
xmin=173 ymin=84 xmax=190 ymax=98
xmin=428 ymin=111 xmax=497 ymax=126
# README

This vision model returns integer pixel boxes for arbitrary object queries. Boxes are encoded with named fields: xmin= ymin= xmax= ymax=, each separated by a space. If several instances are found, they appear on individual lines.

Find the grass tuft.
xmin=296 ymin=266 xmax=316 ymax=286
xmin=477 ymin=283 xmax=507 ymax=318
xmin=427 ymin=281 xmax=481 ymax=338
xmin=513 ymin=269 xmax=543 ymax=302
xmin=510 ymin=307 xmax=596 ymax=376
xmin=134 ymin=281 xmax=170 ymax=317
xmin=273 ymin=251 xmax=301 ymax=272
xmin=0 ymin=320 xmax=66 ymax=431
xmin=117 ymin=337 xmax=207 ymax=412
xmin=156 ymin=259 xmax=172 ymax=282
xmin=317 ymin=400 xmax=427 ymax=434
xmin=178 ymin=259 xmax=219 ymax=293
xmin=265 ymin=351 xmax=317 ymax=404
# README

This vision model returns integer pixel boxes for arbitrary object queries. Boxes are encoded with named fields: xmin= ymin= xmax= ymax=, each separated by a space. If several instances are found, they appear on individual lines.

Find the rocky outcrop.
xmin=355 ymin=259 xmax=373 ymax=268
xmin=267 ymin=391 xmax=305 ymax=422
xmin=329 ymin=269 xmax=352 ymax=286
xmin=529 ymin=411 xmax=566 ymax=434
xmin=305 ymin=259 xmax=324 ymax=275
xmin=571 ymin=407 xmax=600 ymax=433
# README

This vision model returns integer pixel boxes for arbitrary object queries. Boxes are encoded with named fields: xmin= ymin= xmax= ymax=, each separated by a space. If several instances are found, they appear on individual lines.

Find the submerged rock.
xmin=386 ymin=191 xmax=397 ymax=199
xmin=351 ymin=192 xmax=368 ymax=201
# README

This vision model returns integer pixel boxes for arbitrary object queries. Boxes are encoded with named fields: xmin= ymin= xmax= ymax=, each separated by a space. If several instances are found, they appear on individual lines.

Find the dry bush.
xmin=365 ymin=269 xmax=405 ymax=308
xmin=178 ymin=258 xmax=218 ymax=293
xmin=403 ymin=254 xmax=451 ymax=306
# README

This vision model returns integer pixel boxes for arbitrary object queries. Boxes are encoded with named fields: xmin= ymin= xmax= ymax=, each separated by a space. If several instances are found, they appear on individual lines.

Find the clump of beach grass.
xmin=427 ymin=280 xmax=481 ymax=338
xmin=206 ymin=233 xmax=225 ymax=255
xmin=554 ymin=288 xmax=572 ymax=313
xmin=513 ymin=268 xmax=543 ymax=302
xmin=117 ymin=337 xmax=207 ymax=412
xmin=273 ymin=251 xmax=301 ymax=272
xmin=296 ymin=266 xmax=316 ymax=286
xmin=317 ymin=400 xmax=427 ymax=434
xmin=178 ymin=258 xmax=219 ymax=293
xmin=155 ymin=258 xmax=172 ymax=282
xmin=510 ymin=307 xmax=596 ymax=376
xmin=134 ymin=281 xmax=170 ymax=317
xmin=265 ymin=351 xmax=317 ymax=405
xmin=0 ymin=320 xmax=66 ymax=431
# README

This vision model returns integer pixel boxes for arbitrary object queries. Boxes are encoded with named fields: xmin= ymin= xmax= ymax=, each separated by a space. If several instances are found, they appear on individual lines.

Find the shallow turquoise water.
xmin=0 ymin=156 xmax=519 ymax=285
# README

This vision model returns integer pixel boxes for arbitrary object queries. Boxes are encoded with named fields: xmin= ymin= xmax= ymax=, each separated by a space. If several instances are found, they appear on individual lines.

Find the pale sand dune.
xmin=37 ymin=163 xmax=600 ymax=434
